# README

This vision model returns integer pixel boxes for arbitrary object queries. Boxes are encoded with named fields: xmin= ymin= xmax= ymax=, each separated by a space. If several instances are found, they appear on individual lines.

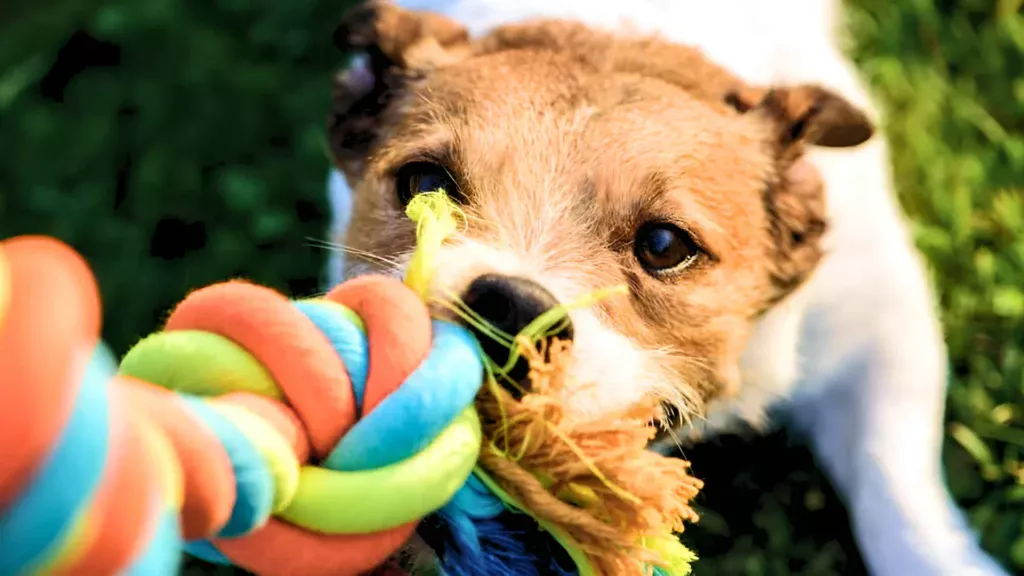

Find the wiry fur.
xmin=324 ymin=1 xmax=1010 ymax=574
xmin=331 ymin=1 xmax=868 ymax=420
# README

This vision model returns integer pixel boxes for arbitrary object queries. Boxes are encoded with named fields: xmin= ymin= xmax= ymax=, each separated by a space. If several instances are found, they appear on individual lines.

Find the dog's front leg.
xmin=789 ymin=328 xmax=1008 ymax=576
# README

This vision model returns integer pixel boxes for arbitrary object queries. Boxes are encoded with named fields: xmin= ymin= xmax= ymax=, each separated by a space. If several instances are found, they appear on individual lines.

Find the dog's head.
xmin=328 ymin=1 xmax=873 ymax=422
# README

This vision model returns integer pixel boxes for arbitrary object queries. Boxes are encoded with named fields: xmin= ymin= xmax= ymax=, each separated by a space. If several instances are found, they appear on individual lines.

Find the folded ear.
xmin=720 ymin=84 xmax=872 ymax=306
xmin=328 ymin=1 xmax=469 ymax=175
xmin=728 ymin=84 xmax=874 ymax=148
xmin=333 ymin=0 xmax=469 ymax=68
xmin=730 ymin=85 xmax=874 ymax=306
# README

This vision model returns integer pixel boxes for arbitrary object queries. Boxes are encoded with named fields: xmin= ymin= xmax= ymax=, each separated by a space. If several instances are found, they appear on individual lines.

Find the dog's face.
xmin=329 ymin=2 xmax=873 ymax=422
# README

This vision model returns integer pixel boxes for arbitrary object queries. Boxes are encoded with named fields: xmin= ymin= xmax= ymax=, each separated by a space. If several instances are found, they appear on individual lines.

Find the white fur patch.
xmin=422 ymin=238 xmax=681 ymax=420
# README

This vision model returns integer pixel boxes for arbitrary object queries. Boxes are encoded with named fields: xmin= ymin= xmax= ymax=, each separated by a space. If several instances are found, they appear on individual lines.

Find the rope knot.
xmin=0 ymin=236 xmax=484 ymax=576
xmin=120 ymin=275 xmax=485 ymax=575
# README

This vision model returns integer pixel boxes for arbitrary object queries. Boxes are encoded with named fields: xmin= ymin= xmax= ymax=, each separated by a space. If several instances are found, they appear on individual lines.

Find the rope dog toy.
xmin=0 ymin=193 xmax=702 ymax=575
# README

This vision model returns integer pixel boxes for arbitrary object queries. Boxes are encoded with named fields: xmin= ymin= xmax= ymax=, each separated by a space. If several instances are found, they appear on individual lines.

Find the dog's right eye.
xmin=634 ymin=222 xmax=700 ymax=275
xmin=395 ymin=162 xmax=459 ymax=205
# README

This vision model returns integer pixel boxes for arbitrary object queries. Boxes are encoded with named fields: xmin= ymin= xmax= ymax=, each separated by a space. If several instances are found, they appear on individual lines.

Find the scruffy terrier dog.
xmin=324 ymin=1 xmax=1008 ymax=574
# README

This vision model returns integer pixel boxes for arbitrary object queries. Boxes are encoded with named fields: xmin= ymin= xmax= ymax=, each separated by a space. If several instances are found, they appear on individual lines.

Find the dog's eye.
xmin=395 ymin=162 xmax=459 ymax=205
xmin=634 ymin=223 xmax=700 ymax=273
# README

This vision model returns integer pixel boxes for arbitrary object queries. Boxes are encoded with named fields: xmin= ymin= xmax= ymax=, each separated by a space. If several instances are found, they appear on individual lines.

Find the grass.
xmin=1 ymin=0 xmax=1021 ymax=574
xmin=850 ymin=0 xmax=1024 ymax=567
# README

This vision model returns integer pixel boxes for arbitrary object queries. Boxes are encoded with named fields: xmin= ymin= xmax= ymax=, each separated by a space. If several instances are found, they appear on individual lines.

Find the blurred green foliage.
xmin=0 ymin=0 xmax=1020 ymax=574
xmin=1 ymin=0 xmax=349 ymax=353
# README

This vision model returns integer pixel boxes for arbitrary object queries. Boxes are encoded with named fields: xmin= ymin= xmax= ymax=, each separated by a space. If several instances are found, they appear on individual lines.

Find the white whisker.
xmin=306 ymin=237 xmax=404 ymax=270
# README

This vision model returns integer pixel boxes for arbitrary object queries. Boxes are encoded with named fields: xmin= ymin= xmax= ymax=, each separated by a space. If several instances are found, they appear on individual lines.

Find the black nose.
xmin=461 ymin=274 xmax=574 ymax=388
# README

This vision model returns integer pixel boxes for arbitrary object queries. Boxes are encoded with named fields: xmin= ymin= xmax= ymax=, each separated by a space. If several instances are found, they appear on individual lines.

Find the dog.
xmin=323 ymin=1 xmax=1008 ymax=574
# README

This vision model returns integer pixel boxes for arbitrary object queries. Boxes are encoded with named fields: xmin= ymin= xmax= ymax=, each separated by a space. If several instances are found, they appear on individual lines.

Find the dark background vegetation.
xmin=1 ymin=0 xmax=1021 ymax=574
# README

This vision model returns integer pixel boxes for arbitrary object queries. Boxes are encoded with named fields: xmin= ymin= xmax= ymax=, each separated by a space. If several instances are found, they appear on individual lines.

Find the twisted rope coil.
xmin=0 ymin=235 xmax=484 ymax=575
xmin=0 ymin=206 xmax=700 ymax=576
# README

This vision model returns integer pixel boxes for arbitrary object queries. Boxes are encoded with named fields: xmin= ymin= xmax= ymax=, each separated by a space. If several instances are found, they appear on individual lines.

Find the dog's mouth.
xmin=472 ymin=331 xmax=572 ymax=394
xmin=432 ymin=273 xmax=576 ymax=397
xmin=649 ymin=401 xmax=687 ymax=447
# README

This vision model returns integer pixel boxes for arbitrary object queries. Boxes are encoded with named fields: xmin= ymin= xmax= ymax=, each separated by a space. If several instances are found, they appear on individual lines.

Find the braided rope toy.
xmin=0 ymin=194 xmax=701 ymax=575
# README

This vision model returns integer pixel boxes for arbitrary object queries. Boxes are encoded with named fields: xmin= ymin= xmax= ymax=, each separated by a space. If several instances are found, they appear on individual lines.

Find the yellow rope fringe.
xmin=475 ymin=336 xmax=704 ymax=575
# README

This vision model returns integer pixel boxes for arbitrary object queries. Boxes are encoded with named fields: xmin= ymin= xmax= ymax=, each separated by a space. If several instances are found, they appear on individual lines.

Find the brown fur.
xmin=328 ymin=1 xmax=874 ymax=407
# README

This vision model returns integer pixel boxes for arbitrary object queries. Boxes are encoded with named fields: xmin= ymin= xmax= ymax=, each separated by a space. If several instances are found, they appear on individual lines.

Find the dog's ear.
xmin=735 ymin=85 xmax=874 ymax=306
xmin=329 ymin=1 xmax=469 ymax=176
xmin=727 ymin=84 xmax=874 ymax=148
xmin=722 ymin=84 xmax=873 ymax=306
